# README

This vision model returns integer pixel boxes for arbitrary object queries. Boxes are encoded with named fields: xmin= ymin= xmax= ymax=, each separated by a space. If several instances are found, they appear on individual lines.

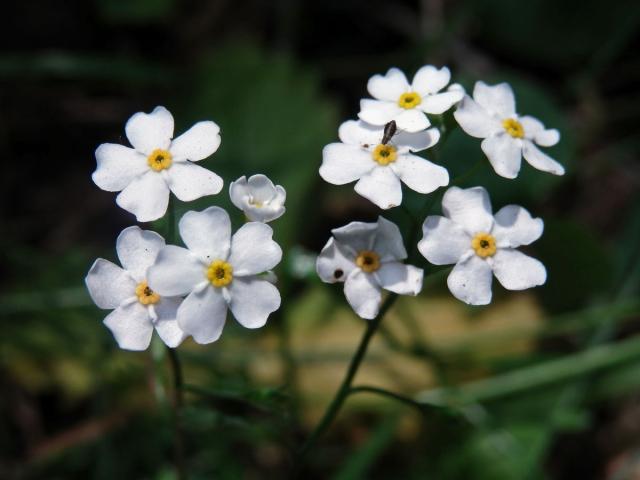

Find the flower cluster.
xmin=86 ymin=107 xmax=286 ymax=350
xmin=318 ymin=66 xmax=563 ymax=317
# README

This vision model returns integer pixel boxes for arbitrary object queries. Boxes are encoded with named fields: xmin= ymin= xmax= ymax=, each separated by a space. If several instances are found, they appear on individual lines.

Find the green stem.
xmin=349 ymin=385 xmax=438 ymax=414
xmin=296 ymin=294 xmax=398 ymax=461
xmin=167 ymin=347 xmax=187 ymax=480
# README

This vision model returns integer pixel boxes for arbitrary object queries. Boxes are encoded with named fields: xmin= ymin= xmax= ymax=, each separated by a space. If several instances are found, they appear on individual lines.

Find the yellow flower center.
xmin=355 ymin=250 xmax=381 ymax=273
xmin=502 ymin=118 xmax=524 ymax=139
xmin=135 ymin=281 xmax=160 ymax=305
xmin=397 ymin=91 xmax=422 ymax=109
xmin=147 ymin=148 xmax=173 ymax=172
xmin=471 ymin=233 xmax=497 ymax=258
xmin=206 ymin=260 xmax=233 ymax=287
xmin=248 ymin=198 xmax=264 ymax=208
xmin=372 ymin=144 xmax=397 ymax=166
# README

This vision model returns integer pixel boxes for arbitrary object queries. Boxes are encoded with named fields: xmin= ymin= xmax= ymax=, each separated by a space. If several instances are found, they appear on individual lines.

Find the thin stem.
xmin=349 ymin=385 xmax=437 ymax=414
xmin=296 ymin=294 xmax=398 ymax=461
xmin=167 ymin=347 xmax=187 ymax=480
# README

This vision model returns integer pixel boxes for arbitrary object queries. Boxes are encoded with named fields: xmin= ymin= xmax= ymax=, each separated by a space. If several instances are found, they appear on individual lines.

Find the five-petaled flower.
xmin=85 ymin=226 xmax=186 ymax=351
xmin=229 ymin=174 xmax=286 ymax=222
xmin=320 ymin=119 xmax=449 ymax=209
xmin=418 ymin=186 xmax=547 ymax=305
xmin=92 ymin=106 xmax=223 ymax=222
xmin=454 ymin=81 xmax=565 ymax=179
xmin=316 ymin=217 xmax=424 ymax=319
xmin=358 ymin=66 xmax=464 ymax=133
xmin=147 ymin=207 xmax=282 ymax=344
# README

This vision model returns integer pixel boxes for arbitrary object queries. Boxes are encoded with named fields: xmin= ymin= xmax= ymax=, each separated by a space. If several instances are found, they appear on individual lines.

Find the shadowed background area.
xmin=1 ymin=0 xmax=639 ymax=478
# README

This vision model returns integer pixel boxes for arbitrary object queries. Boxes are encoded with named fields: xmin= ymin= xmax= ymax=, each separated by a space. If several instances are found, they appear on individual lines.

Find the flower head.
xmin=92 ymin=106 xmax=223 ymax=222
xmin=358 ymin=66 xmax=464 ymax=133
xmin=147 ymin=207 xmax=282 ymax=344
xmin=417 ymin=186 xmax=547 ymax=305
xmin=454 ymin=82 xmax=565 ymax=179
xmin=229 ymin=174 xmax=286 ymax=222
xmin=316 ymin=217 xmax=424 ymax=319
xmin=85 ymin=226 xmax=186 ymax=351
xmin=320 ymin=119 xmax=449 ymax=209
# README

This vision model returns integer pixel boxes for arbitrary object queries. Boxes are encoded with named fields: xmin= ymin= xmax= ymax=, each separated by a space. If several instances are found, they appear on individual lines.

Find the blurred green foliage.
xmin=1 ymin=0 xmax=639 ymax=479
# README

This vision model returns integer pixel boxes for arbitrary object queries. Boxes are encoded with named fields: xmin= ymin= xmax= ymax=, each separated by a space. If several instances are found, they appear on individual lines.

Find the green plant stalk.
xmin=165 ymin=198 xmax=187 ymax=480
xmin=296 ymin=294 xmax=398 ymax=461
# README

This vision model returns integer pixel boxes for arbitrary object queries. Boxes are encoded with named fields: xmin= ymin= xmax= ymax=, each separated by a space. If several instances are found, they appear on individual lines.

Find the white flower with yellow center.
xmin=316 ymin=217 xmax=424 ymax=319
xmin=417 ymin=186 xmax=547 ymax=305
xmin=229 ymin=174 xmax=286 ymax=222
xmin=146 ymin=207 xmax=282 ymax=344
xmin=320 ymin=119 xmax=449 ymax=209
xmin=453 ymin=81 xmax=565 ymax=179
xmin=85 ymin=226 xmax=186 ymax=351
xmin=92 ymin=106 xmax=223 ymax=222
xmin=358 ymin=66 xmax=465 ymax=133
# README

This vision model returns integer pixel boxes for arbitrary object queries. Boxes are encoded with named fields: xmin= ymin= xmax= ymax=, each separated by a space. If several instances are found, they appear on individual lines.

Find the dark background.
xmin=1 ymin=0 xmax=639 ymax=479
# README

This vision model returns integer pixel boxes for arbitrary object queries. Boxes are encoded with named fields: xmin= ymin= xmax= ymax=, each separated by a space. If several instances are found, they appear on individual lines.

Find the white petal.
xmin=519 ymin=116 xmax=560 ymax=147
xmin=394 ymin=109 xmax=430 ymax=133
xmin=373 ymin=216 xmax=407 ymax=261
xmin=367 ymin=67 xmax=410 ymax=101
xmin=153 ymin=297 xmax=186 ymax=348
xmin=85 ymin=259 xmax=136 ymax=309
xmin=228 ymin=277 xmax=280 ymax=328
xmin=147 ymin=245 xmax=205 ymax=296
xmin=178 ymin=207 xmax=231 ymax=261
xmin=442 ymin=186 xmax=494 ymax=234
xmin=420 ymin=91 xmax=465 ymax=114
xmin=492 ymin=205 xmax=544 ymax=248
xmin=394 ymin=127 xmax=440 ymax=153
xmin=481 ymin=134 xmax=523 ymax=179
xmin=320 ymin=144 xmax=375 ymax=185
xmin=338 ymin=119 xmax=384 ymax=147
xmin=167 ymin=162 xmax=223 ymax=202
xmin=228 ymin=222 xmax=282 ymax=276
xmin=492 ymin=249 xmax=546 ymax=290
xmin=316 ymin=237 xmax=356 ymax=283
xmin=354 ymin=167 xmax=403 ymax=209
xmin=247 ymin=174 xmax=278 ymax=202
xmin=116 ymin=226 xmax=165 ymax=282
xmin=245 ymin=205 xmax=286 ymax=223
xmin=125 ymin=106 xmax=174 ymax=154
xmin=535 ymin=129 xmax=560 ymax=147
xmin=229 ymin=176 xmax=250 ymax=209
xmin=418 ymin=215 xmax=471 ymax=265
xmin=92 ymin=144 xmax=148 ymax=192
xmin=331 ymin=221 xmax=377 ymax=255
xmin=454 ymin=96 xmax=502 ymax=139
xmin=344 ymin=270 xmax=382 ymax=320
xmin=103 ymin=302 xmax=154 ymax=351
xmin=358 ymin=99 xmax=401 ymax=126
xmin=391 ymin=153 xmax=449 ymax=194
xmin=522 ymin=141 xmax=565 ymax=176
xmin=177 ymin=287 xmax=227 ymax=344
xmin=115 ymin=171 xmax=170 ymax=222
xmin=170 ymin=121 xmax=221 ymax=161
xmin=447 ymin=256 xmax=493 ymax=305
xmin=473 ymin=81 xmax=516 ymax=118
xmin=411 ymin=65 xmax=451 ymax=95
xmin=375 ymin=262 xmax=423 ymax=296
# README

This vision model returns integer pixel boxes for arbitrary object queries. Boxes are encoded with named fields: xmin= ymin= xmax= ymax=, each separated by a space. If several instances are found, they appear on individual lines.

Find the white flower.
xmin=358 ymin=66 xmax=465 ymax=133
xmin=92 ymin=106 xmax=223 ymax=222
xmin=417 ymin=186 xmax=547 ymax=305
xmin=147 ymin=207 xmax=282 ymax=344
xmin=316 ymin=217 xmax=424 ymax=319
xmin=85 ymin=226 xmax=186 ymax=351
xmin=454 ymin=81 xmax=565 ymax=179
xmin=229 ymin=174 xmax=286 ymax=222
xmin=320 ymin=119 xmax=449 ymax=209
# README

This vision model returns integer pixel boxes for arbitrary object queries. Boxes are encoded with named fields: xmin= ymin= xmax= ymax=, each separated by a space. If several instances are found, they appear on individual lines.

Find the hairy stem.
xmin=296 ymin=294 xmax=398 ymax=462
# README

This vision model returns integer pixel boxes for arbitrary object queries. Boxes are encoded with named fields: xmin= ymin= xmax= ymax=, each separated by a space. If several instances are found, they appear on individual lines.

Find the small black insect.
xmin=381 ymin=120 xmax=397 ymax=145
xmin=334 ymin=269 xmax=344 ymax=279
